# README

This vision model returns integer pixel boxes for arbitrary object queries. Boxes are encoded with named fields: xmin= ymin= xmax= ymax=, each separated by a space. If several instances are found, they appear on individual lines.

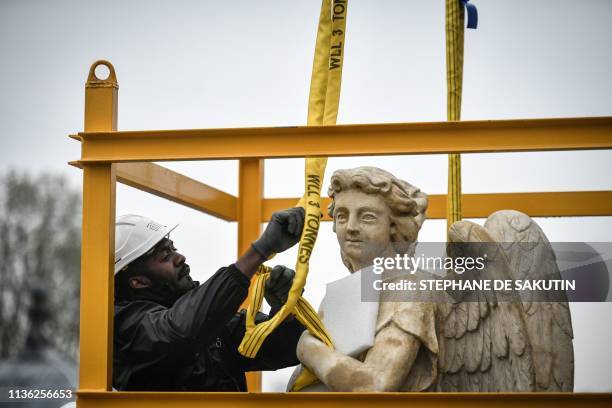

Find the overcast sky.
xmin=1 ymin=0 xmax=611 ymax=392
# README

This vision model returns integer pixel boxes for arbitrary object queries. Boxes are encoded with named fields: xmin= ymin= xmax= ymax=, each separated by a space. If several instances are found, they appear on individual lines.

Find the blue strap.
xmin=460 ymin=0 xmax=478 ymax=29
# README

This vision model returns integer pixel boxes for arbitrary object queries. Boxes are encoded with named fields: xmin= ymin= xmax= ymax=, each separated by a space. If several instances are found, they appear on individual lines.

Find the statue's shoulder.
xmin=376 ymin=301 xmax=438 ymax=354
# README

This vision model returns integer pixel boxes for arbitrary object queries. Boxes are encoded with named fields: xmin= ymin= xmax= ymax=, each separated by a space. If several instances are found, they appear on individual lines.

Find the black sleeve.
xmin=116 ymin=264 xmax=250 ymax=353
xmin=225 ymin=310 xmax=305 ymax=372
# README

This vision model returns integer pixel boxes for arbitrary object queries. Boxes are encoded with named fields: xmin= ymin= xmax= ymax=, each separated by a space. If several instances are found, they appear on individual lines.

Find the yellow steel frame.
xmin=73 ymin=116 xmax=612 ymax=163
xmin=74 ymin=61 xmax=612 ymax=407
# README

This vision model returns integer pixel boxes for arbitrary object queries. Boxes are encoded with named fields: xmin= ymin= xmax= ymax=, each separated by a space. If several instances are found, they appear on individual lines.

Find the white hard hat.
xmin=114 ymin=214 xmax=178 ymax=275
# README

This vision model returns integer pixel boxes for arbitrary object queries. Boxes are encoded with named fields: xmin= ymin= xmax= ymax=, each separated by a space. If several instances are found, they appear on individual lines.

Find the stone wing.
xmin=484 ymin=210 xmax=574 ymax=391
xmin=437 ymin=219 xmax=535 ymax=391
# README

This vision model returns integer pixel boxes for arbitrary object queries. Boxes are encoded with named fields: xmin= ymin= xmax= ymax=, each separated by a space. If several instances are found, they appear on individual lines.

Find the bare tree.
xmin=0 ymin=171 xmax=81 ymax=362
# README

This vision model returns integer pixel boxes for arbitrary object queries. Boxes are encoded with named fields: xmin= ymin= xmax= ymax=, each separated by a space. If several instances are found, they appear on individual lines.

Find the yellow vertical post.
xmin=237 ymin=158 xmax=264 ymax=392
xmin=78 ymin=61 xmax=118 ymax=392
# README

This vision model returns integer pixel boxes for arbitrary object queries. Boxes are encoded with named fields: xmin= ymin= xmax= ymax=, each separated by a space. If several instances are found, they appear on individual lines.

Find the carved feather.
xmin=454 ymin=302 xmax=468 ymax=339
xmin=480 ymin=316 xmax=491 ymax=372
xmin=467 ymin=300 xmax=480 ymax=332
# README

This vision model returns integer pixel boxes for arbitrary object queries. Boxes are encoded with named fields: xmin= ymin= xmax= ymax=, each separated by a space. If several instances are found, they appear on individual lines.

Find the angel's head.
xmin=327 ymin=166 xmax=428 ymax=273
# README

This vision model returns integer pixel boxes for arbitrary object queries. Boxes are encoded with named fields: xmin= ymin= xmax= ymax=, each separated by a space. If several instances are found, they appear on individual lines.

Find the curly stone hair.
xmin=327 ymin=166 xmax=428 ymax=246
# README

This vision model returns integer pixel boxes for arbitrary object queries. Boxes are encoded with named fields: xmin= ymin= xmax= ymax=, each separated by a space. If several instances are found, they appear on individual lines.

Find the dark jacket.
xmin=113 ymin=264 xmax=304 ymax=391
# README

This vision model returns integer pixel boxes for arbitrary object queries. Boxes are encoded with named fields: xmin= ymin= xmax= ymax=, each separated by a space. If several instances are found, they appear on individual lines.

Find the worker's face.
xmin=131 ymin=238 xmax=197 ymax=297
xmin=333 ymin=190 xmax=396 ymax=272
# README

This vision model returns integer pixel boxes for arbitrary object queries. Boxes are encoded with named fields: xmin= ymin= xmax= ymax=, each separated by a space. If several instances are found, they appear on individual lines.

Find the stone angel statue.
xmin=289 ymin=166 xmax=573 ymax=392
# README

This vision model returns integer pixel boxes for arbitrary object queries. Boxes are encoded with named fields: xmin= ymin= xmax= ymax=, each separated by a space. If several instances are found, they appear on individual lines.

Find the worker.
xmin=112 ymin=208 xmax=306 ymax=391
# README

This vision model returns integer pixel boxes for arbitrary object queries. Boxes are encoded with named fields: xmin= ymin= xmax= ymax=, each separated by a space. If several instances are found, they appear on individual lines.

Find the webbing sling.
xmin=238 ymin=1 xmax=347 ymax=392
xmin=446 ymin=0 xmax=466 ymax=231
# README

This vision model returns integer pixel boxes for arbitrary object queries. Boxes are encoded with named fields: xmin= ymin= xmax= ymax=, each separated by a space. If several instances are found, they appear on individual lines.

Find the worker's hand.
xmin=265 ymin=265 xmax=295 ymax=314
xmin=252 ymin=207 xmax=305 ymax=259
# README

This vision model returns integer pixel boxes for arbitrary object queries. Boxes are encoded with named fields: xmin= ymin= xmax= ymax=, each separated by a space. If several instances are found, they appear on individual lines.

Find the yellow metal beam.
xmin=74 ymin=161 xmax=612 ymax=221
xmin=74 ymin=116 xmax=612 ymax=163
xmin=76 ymin=391 xmax=612 ymax=408
xmin=461 ymin=191 xmax=612 ymax=219
xmin=238 ymin=159 xmax=264 ymax=263
xmin=80 ymin=165 xmax=116 ymax=391
xmin=237 ymin=159 xmax=264 ymax=392
xmin=262 ymin=191 xmax=612 ymax=221
xmin=70 ymin=161 xmax=238 ymax=221
xmin=79 ymin=60 xmax=118 ymax=391
xmin=116 ymin=162 xmax=237 ymax=221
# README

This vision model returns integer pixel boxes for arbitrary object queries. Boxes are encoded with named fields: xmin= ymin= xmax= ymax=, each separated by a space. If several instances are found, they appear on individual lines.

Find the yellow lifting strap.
xmin=446 ymin=0 xmax=465 ymax=232
xmin=238 ymin=1 xmax=348 ymax=392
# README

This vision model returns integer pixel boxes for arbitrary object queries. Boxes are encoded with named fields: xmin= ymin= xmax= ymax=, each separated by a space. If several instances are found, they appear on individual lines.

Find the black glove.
xmin=264 ymin=265 xmax=295 ymax=315
xmin=252 ymin=207 xmax=305 ymax=259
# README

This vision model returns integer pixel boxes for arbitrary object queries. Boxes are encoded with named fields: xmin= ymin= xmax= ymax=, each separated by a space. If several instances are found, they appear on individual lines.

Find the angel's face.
xmin=333 ymin=189 xmax=396 ymax=272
